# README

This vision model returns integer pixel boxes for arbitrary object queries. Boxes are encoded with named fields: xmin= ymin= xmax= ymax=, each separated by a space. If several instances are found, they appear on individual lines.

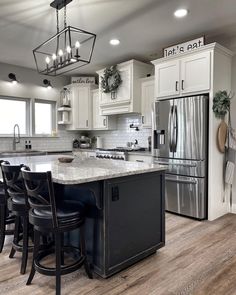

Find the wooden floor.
xmin=1 ymin=213 xmax=236 ymax=295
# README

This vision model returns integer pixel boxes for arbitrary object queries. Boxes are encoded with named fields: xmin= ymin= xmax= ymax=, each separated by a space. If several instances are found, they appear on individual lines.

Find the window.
xmin=0 ymin=96 xmax=56 ymax=137
xmin=33 ymin=99 xmax=56 ymax=136
xmin=0 ymin=97 xmax=29 ymax=135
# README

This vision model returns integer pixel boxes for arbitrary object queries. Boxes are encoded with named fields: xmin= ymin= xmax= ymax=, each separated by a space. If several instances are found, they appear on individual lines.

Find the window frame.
xmin=32 ymin=98 xmax=57 ymax=137
xmin=0 ymin=95 xmax=31 ymax=137
xmin=0 ymin=96 xmax=57 ymax=138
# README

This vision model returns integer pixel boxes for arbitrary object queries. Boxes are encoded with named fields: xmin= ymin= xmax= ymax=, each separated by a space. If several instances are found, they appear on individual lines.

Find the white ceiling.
xmin=1 ymin=0 xmax=236 ymax=75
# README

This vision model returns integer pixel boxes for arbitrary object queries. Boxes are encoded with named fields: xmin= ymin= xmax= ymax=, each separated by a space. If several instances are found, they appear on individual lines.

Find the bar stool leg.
xmin=0 ymin=204 xmax=6 ymax=253
xmin=61 ymin=233 xmax=64 ymax=266
xmin=55 ymin=232 xmax=61 ymax=295
xmin=27 ymin=229 xmax=40 ymax=285
xmin=21 ymin=216 xmax=29 ymax=274
xmin=80 ymin=225 xmax=93 ymax=279
xmin=9 ymin=216 xmax=20 ymax=258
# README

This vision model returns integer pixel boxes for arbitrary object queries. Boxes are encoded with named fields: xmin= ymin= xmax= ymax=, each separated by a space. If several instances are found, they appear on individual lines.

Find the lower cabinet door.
xmin=105 ymin=173 xmax=164 ymax=273
xmin=165 ymin=174 xmax=207 ymax=219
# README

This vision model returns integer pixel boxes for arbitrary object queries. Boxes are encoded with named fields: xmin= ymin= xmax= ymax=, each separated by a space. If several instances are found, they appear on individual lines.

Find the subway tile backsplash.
xmin=0 ymin=115 xmax=151 ymax=152
xmin=90 ymin=114 xmax=152 ymax=148
xmin=0 ymin=126 xmax=78 ymax=152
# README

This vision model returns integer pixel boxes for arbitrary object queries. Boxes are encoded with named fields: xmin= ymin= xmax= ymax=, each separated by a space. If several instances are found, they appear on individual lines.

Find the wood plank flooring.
xmin=1 ymin=213 xmax=236 ymax=295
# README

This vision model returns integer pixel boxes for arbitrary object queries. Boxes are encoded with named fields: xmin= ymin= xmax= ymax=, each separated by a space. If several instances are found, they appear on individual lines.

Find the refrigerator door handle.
xmin=155 ymin=161 xmax=197 ymax=167
xmin=173 ymin=105 xmax=178 ymax=152
xmin=166 ymin=177 xmax=197 ymax=185
xmin=168 ymin=105 xmax=174 ymax=152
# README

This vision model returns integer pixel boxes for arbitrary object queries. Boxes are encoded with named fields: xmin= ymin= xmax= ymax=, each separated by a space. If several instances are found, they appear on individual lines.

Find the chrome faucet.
xmin=13 ymin=124 xmax=20 ymax=151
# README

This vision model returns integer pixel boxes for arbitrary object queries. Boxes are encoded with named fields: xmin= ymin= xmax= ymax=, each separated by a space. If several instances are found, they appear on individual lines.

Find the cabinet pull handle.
xmin=103 ymin=118 xmax=106 ymax=126
xmin=142 ymin=116 xmax=144 ymax=124
xmin=86 ymin=120 xmax=88 ymax=127
xmin=136 ymin=160 xmax=144 ymax=163
xmin=181 ymin=80 xmax=184 ymax=90
xmin=175 ymin=81 xmax=178 ymax=92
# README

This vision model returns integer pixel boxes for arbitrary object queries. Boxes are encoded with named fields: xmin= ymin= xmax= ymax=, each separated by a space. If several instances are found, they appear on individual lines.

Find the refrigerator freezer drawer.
xmin=165 ymin=174 xmax=207 ymax=219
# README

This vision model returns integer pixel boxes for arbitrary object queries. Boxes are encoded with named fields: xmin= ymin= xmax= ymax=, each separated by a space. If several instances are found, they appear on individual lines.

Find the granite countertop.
xmin=1 ymin=155 xmax=165 ymax=185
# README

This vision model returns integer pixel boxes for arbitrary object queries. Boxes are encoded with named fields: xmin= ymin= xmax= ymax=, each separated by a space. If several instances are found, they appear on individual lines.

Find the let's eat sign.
xmin=164 ymin=37 xmax=205 ymax=57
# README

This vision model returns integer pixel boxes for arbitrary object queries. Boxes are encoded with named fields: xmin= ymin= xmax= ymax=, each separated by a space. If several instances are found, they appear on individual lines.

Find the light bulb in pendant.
xmin=58 ymin=49 xmax=63 ymax=56
xmin=52 ymin=53 xmax=57 ymax=69
xmin=75 ymin=41 xmax=80 ymax=58
xmin=66 ymin=46 xmax=71 ymax=53
xmin=45 ymin=56 xmax=50 ymax=64
xmin=45 ymin=56 xmax=50 ymax=72
xmin=58 ymin=49 xmax=63 ymax=65
xmin=75 ymin=41 xmax=80 ymax=48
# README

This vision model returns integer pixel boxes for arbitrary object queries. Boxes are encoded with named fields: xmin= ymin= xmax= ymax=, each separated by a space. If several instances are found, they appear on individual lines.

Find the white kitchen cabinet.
xmin=97 ymin=60 xmax=153 ymax=115
xmin=181 ymin=52 xmax=211 ymax=94
xmin=155 ymin=60 xmax=180 ymax=98
xmin=140 ymin=76 xmax=155 ymax=128
xmin=153 ymin=51 xmax=211 ymax=99
xmin=66 ymin=84 xmax=94 ymax=130
xmin=127 ymin=154 xmax=153 ymax=164
xmin=92 ymin=89 xmax=116 ymax=130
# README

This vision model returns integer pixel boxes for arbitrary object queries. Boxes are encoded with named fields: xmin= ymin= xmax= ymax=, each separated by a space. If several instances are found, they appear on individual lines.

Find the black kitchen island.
xmin=1 ymin=155 xmax=166 ymax=278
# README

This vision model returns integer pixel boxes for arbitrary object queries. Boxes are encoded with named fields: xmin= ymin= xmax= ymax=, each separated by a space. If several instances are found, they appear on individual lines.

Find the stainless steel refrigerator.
xmin=152 ymin=95 xmax=208 ymax=219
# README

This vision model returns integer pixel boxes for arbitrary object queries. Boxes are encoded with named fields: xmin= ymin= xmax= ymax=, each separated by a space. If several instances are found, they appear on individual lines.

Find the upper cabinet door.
xmin=181 ymin=52 xmax=211 ymax=94
xmin=92 ymin=90 xmax=107 ymax=129
xmin=141 ymin=78 xmax=154 ymax=128
xmin=155 ymin=60 xmax=180 ymax=98
xmin=77 ymin=87 xmax=90 ymax=129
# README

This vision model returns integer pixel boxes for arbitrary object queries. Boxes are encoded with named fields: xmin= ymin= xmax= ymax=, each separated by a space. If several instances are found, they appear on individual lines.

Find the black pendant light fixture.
xmin=33 ymin=0 xmax=96 ymax=76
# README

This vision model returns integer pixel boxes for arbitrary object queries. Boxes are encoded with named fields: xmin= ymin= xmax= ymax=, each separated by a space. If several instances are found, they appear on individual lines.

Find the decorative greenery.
xmin=101 ymin=65 xmax=122 ymax=93
xmin=213 ymin=90 xmax=233 ymax=119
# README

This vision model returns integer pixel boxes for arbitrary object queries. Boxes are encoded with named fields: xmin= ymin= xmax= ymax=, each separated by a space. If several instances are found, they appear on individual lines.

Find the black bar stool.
xmin=21 ymin=167 xmax=93 ymax=295
xmin=1 ymin=161 xmax=33 ymax=274
xmin=0 ymin=171 xmax=15 ymax=252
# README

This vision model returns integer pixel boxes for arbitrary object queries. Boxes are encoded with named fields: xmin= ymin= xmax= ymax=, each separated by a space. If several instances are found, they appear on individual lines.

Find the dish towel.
xmin=225 ymin=125 xmax=236 ymax=206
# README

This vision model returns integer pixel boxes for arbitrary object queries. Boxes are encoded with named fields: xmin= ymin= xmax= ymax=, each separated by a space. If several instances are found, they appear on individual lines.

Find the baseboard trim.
xmin=230 ymin=204 xmax=236 ymax=214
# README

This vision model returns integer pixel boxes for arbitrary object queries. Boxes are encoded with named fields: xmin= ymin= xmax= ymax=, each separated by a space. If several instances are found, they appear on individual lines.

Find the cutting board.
xmin=217 ymin=121 xmax=228 ymax=153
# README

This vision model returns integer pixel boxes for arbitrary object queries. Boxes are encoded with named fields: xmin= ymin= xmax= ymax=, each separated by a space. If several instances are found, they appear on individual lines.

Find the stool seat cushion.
xmin=30 ymin=201 xmax=85 ymax=228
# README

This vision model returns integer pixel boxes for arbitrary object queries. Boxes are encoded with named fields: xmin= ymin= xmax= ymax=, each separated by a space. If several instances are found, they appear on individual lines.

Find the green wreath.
xmin=213 ymin=90 xmax=233 ymax=119
xmin=101 ymin=65 xmax=122 ymax=93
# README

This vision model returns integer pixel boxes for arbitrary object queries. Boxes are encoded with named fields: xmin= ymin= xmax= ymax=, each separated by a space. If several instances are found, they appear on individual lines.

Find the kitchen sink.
xmin=0 ymin=150 xmax=47 ymax=157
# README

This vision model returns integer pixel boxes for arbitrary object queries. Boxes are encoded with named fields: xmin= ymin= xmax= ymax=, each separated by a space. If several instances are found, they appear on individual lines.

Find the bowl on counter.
xmin=58 ymin=157 xmax=74 ymax=163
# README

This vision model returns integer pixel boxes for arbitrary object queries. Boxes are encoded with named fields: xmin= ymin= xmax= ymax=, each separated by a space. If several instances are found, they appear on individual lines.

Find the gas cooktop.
xmin=97 ymin=147 xmax=146 ymax=152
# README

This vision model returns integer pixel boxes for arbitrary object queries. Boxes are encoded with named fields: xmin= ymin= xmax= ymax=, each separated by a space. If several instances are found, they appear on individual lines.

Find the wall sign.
xmin=163 ymin=37 xmax=205 ymax=57
xmin=71 ymin=77 xmax=96 ymax=84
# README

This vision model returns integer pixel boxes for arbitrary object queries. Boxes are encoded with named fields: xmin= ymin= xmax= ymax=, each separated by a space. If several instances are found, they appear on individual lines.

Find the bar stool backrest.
xmin=21 ymin=167 xmax=58 ymax=228
xmin=1 ymin=161 xmax=26 ymax=202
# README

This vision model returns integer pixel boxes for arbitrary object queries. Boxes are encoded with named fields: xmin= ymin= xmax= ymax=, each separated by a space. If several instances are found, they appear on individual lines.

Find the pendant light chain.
xmin=64 ymin=2 xmax=67 ymax=49
xmin=64 ymin=4 xmax=67 ymax=28
xmin=56 ymin=8 xmax=60 ymax=57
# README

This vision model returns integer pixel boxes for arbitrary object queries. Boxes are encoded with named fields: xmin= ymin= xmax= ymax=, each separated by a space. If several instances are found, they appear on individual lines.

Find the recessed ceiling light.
xmin=174 ymin=8 xmax=188 ymax=18
xmin=110 ymin=39 xmax=120 ymax=46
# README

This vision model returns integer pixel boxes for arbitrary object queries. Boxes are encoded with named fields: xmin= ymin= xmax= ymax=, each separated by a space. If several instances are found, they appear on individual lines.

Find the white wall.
xmin=0 ymin=62 xmax=79 ymax=152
